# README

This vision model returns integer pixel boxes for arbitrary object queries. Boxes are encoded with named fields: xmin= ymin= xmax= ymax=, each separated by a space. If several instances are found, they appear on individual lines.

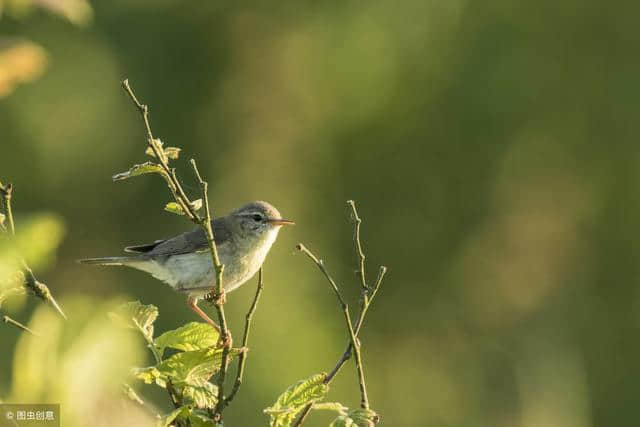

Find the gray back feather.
xmin=127 ymin=218 xmax=233 ymax=258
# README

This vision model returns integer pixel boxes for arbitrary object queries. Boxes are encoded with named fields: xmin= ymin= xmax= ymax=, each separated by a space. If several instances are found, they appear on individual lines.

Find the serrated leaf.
xmin=164 ymin=199 xmax=202 ymax=216
xmin=157 ymin=347 xmax=243 ymax=387
xmin=330 ymin=408 xmax=379 ymax=427
xmin=264 ymin=373 xmax=329 ymax=427
xmin=155 ymin=322 xmax=220 ymax=356
xmin=108 ymin=301 xmax=158 ymax=339
xmin=183 ymin=381 xmax=218 ymax=408
xmin=136 ymin=347 xmax=243 ymax=392
xmin=112 ymin=162 xmax=166 ymax=181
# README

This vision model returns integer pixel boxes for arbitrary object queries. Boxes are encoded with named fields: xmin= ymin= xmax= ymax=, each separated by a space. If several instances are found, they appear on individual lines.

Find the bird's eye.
xmin=252 ymin=214 xmax=263 ymax=222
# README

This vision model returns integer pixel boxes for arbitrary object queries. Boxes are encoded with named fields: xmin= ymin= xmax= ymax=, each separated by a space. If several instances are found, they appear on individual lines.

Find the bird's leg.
xmin=188 ymin=296 xmax=220 ymax=331
xmin=187 ymin=296 xmax=233 ymax=348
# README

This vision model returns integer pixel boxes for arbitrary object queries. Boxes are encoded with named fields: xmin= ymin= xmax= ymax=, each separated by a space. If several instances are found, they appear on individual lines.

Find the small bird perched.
xmin=80 ymin=201 xmax=293 ymax=329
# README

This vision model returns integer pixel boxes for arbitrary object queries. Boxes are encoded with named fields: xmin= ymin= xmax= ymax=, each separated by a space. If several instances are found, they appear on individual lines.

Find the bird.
xmin=79 ymin=201 xmax=293 ymax=331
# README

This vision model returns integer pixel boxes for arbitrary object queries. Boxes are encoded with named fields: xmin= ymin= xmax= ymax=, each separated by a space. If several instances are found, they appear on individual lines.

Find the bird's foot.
xmin=205 ymin=288 xmax=227 ymax=305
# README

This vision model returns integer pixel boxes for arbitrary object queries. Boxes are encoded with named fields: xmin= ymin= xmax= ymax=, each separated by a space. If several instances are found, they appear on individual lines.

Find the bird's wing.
xmin=133 ymin=217 xmax=233 ymax=258
xmin=124 ymin=240 xmax=165 ymax=253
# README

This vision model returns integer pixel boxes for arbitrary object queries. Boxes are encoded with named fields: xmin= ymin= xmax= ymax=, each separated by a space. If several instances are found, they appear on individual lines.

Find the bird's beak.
xmin=268 ymin=218 xmax=295 ymax=226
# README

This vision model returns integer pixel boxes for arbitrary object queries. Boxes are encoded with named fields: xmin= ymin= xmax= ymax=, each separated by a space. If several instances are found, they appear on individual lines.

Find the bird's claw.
xmin=206 ymin=288 xmax=227 ymax=305
xmin=215 ymin=289 xmax=227 ymax=305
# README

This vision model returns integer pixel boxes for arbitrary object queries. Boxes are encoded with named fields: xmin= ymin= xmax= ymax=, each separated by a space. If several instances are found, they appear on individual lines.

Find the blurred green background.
xmin=1 ymin=0 xmax=639 ymax=426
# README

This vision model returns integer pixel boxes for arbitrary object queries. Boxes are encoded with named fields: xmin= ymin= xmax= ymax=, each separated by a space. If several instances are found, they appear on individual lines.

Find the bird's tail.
xmin=77 ymin=256 xmax=139 ymax=266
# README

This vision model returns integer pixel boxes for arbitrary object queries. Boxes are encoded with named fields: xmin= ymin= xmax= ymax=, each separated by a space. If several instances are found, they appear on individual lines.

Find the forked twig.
xmin=293 ymin=201 xmax=387 ymax=426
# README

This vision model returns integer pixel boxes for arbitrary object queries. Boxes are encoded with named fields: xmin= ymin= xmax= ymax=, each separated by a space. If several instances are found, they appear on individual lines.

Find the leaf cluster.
xmin=110 ymin=301 xmax=244 ymax=427
xmin=264 ymin=374 xmax=378 ymax=427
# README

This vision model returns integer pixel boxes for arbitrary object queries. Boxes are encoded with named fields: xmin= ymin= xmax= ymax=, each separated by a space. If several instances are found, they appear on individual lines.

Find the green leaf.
xmin=164 ymin=199 xmax=202 ymax=216
xmin=155 ymin=322 xmax=220 ymax=356
xmin=264 ymin=373 xmax=329 ymax=427
xmin=330 ymin=408 xmax=379 ymax=427
xmin=183 ymin=381 xmax=218 ymax=408
xmin=145 ymin=140 xmax=181 ymax=160
xmin=0 ymin=213 xmax=5 ymax=229
xmin=112 ymin=162 xmax=166 ymax=181
xmin=136 ymin=347 xmax=244 ymax=391
xmin=134 ymin=366 xmax=167 ymax=388
xmin=108 ymin=301 xmax=158 ymax=339
xmin=157 ymin=347 xmax=243 ymax=386
xmin=312 ymin=402 xmax=348 ymax=414
xmin=187 ymin=412 xmax=217 ymax=427
xmin=330 ymin=416 xmax=355 ymax=427
xmin=157 ymin=406 xmax=190 ymax=427
xmin=163 ymin=147 xmax=182 ymax=160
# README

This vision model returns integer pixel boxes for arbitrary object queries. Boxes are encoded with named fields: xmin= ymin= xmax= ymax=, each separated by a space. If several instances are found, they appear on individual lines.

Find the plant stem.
xmin=122 ymin=80 xmax=234 ymax=423
xmin=2 ymin=314 xmax=38 ymax=335
xmin=294 ymin=244 xmax=373 ymax=415
xmin=188 ymin=159 xmax=230 ymax=422
xmin=1 ymin=182 xmax=16 ymax=235
xmin=141 ymin=327 xmax=183 ymax=409
xmin=224 ymin=268 xmax=265 ymax=406
xmin=0 ymin=182 xmax=66 ymax=320
xmin=347 ymin=200 xmax=367 ymax=295
xmin=121 ymin=79 xmax=198 ymax=222
xmin=293 ymin=201 xmax=387 ymax=426
xmin=296 ymin=244 xmax=347 ymax=308
xmin=344 ymin=306 xmax=369 ymax=409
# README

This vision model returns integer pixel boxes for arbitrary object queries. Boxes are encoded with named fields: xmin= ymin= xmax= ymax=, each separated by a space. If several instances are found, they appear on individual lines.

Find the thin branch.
xmin=295 ymin=244 xmax=370 ymax=410
xmin=2 ymin=314 xmax=38 ymax=335
xmin=354 ymin=265 xmax=387 ymax=336
xmin=347 ymin=200 xmax=367 ymax=294
xmin=0 ymin=182 xmax=66 ymax=320
xmin=188 ymin=159 xmax=230 ymax=422
xmin=293 ymin=202 xmax=388 ymax=426
xmin=121 ymin=79 xmax=198 ymax=221
xmin=189 ymin=159 xmax=225 ymax=294
xmin=142 ymin=325 xmax=183 ymax=409
xmin=344 ymin=305 xmax=369 ymax=409
xmin=224 ymin=268 xmax=265 ymax=405
xmin=1 ymin=182 xmax=16 ymax=235
xmin=22 ymin=265 xmax=67 ymax=320
xmin=296 ymin=244 xmax=347 ymax=308
xmin=122 ymin=81 xmax=232 ymax=423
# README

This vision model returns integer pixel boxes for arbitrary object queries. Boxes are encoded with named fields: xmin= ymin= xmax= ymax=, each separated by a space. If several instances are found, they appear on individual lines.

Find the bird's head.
xmin=230 ymin=201 xmax=294 ymax=240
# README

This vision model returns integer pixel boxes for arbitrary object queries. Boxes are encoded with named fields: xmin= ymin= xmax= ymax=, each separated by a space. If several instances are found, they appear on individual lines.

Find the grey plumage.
xmin=79 ymin=201 xmax=293 ymax=299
